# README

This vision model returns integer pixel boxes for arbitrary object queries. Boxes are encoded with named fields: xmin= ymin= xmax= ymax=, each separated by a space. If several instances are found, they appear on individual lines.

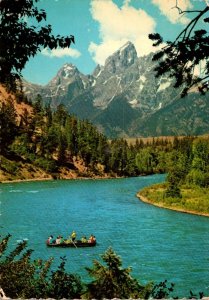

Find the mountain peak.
xmin=119 ymin=41 xmax=135 ymax=52
xmin=60 ymin=63 xmax=78 ymax=77
xmin=47 ymin=63 xmax=79 ymax=87
xmin=104 ymin=41 xmax=137 ymax=73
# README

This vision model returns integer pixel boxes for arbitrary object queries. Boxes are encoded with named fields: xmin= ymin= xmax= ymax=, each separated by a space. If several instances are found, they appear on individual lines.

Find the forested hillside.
xmin=2 ymin=85 xmax=208 ymax=182
xmin=139 ymin=136 xmax=209 ymax=215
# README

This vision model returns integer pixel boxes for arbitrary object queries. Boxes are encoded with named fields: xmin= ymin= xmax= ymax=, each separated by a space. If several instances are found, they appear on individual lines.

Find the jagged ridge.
xmin=24 ymin=42 xmax=209 ymax=138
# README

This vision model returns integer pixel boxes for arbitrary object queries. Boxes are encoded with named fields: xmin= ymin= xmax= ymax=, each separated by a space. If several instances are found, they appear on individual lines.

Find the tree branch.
xmin=173 ymin=6 xmax=209 ymax=44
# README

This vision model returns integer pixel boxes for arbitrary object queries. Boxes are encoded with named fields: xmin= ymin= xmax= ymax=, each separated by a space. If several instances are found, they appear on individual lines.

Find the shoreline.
xmin=0 ymin=177 xmax=54 ymax=184
xmin=3 ymin=177 xmax=209 ymax=218
xmin=0 ymin=174 xmax=121 ymax=184
xmin=137 ymin=192 xmax=209 ymax=218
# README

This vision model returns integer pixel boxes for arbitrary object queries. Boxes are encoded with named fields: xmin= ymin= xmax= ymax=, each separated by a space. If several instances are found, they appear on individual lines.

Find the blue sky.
xmin=22 ymin=0 xmax=207 ymax=85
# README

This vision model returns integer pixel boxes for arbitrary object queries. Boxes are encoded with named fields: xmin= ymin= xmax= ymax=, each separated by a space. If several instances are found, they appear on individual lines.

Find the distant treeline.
xmin=1 ymin=93 xmax=209 ymax=180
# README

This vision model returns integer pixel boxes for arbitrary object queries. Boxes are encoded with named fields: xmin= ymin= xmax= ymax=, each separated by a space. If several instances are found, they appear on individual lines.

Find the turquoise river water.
xmin=1 ymin=174 xmax=209 ymax=297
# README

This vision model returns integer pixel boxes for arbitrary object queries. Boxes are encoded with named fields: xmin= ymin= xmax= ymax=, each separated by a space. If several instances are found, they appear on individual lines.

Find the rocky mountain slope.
xmin=24 ymin=42 xmax=209 ymax=138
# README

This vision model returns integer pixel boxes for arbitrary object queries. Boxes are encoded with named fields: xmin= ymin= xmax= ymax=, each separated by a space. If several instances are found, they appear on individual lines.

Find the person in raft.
xmin=71 ymin=230 xmax=76 ymax=242
xmin=46 ymin=235 xmax=53 ymax=245
xmin=81 ymin=236 xmax=88 ymax=243
xmin=88 ymin=234 xmax=96 ymax=243
xmin=56 ymin=236 xmax=62 ymax=244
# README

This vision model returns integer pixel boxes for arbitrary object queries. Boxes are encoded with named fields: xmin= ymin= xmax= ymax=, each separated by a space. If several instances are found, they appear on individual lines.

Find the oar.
xmin=72 ymin=240 xmax=77 ymax=248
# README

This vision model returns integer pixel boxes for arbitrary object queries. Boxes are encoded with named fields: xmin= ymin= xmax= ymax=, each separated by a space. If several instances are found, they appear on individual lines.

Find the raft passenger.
xmin=71 ymin=230 xmax=76 ymax=241
xmin=81 ymin=236 xmax=87 ymax=243
xmin=56 ymin=236 xmax=61 ymax=244
xmin=46 ymin=235 xmax=53 ymax=245
xmin=88 ymin=234 xmax=95 ymax=243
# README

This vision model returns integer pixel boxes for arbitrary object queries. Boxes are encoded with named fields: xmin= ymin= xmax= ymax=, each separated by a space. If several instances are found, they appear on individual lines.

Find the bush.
xmin=34 ymin=157 xmax=57 ymax=172
xmin=186 ymin=169 xmax=208 ymax=187
xmin=0 ymin=156 xmax=20 ymax=175
xmin=0 ymin=235 xmax=83 ymax=299
xmin=84 ymin=247 xmax=153 ymax=299
xmin=165 ymin=184 xmax=182 ymax=198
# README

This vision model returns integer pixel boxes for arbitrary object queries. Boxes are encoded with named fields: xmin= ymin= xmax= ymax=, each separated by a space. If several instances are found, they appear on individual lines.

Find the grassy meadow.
xmin=138 ymin=183 xmax=209 ymax=217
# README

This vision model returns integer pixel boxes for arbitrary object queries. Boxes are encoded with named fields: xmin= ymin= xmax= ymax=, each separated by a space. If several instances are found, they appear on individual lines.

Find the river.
xmin=1 ymin=174 xmax=209 ymax=297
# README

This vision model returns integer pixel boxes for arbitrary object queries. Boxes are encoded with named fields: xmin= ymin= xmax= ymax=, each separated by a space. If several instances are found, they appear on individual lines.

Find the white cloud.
xmin=151 ymin=0 xmax=193 ymax=24
xmin=41 ymin=47 xmax=81 ymax=58
xmin=89 ymin=0 xmax=157 ymax=65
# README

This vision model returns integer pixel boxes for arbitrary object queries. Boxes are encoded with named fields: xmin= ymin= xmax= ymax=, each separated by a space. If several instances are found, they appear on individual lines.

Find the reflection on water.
xmin=1 ymin=174 xmax=209 ymax=297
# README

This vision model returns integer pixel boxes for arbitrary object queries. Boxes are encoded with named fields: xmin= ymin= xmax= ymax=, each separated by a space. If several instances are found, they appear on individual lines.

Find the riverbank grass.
xmin=138 ymin=183 xmax=209 ymax=216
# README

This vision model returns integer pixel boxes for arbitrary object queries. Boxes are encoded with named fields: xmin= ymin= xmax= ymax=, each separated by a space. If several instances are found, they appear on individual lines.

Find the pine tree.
xmin=85 ymin=247 xmax=151 ymax=299
xmin=0 ymin=97 xmax=18 ymax=154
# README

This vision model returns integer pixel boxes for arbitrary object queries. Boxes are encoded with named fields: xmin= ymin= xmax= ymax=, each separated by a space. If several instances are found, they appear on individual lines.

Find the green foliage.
xmin=0 ymin=235 xmax=37 ymax=298
xmin=164 ymin=147 xmax=194 ymax=198
xmin=1 ymin=90 xmax=209 ymax=183
xmin=192 ymin=138 xmax=209 ymax=171
xmin=85 ymin=247 xmax=152 ymax=299
xmin=0 ymin=0 xmax=74 ymax=91
xmin=34 ymin=157 xmax=57 ymax=172
xmin=49 ymin=256 xmax=83 ymax=299
xmin=2 ymin=235 xmax=206 ymax=299
xmin=149 ymin=3 xmax=209 ymax=96
xmin=109 ymin=139 xmax=130 ymax=175
xmin=135 ymin=147 xmax=155 ymax=174
xmin=0 ymin=98 xmax=18 ymax=154
xmin=165 ymin=165 xmax=184 ymax=198
xmin=186 ymin=169 xmax=209 ymax=187
xmin=139 ymin=183 xmax=209 ymax=215
xmin=1 ymin=236 xmax=153 ymax=299
xmin=0 ymin=155 xmax=20 ymax=175
xmin=165 ymin=182 xmax=182 ymax=199
xmin=0 ymin=235 xmax=83 ymax=299
xmin=151 ymin=280 xmax=175 ymax=299
xmin=11 ymin=133 xmax=32 ymax=157
xmin=185 ymin=138 xmax=209 ymax=187
xmin=53 ymin=104 xmax=68 ymax=126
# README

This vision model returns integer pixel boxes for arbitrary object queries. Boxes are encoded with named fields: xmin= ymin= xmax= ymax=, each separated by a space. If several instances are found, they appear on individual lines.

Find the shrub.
xmin=0 ymin=235 xmax=83 ymax=299
xmin=84 ymin=247 xmax=153 ymax=299
xmin=0 ymin=156 xmax=20 ymax=175
xmin=186 ymin=169 xmax=208 ymax=187
xmin=34 ymin=157 xmax=57 ymax=172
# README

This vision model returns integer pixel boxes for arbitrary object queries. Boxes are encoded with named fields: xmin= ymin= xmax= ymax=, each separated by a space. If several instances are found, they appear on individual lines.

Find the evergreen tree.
xmin=0 ymin=97 xmax=18 ymax=154
xmin=165 ymin=151 xmax=188 ymax=198
xmin=53 ymin=104 xmax=68 ymax=127
xmin=186 ymin=138 xmax=209 ymax=187
xmin=44 ymin=103 xmax=53 ymax=128
xmin=33 ymin=94 xmax=43 ymax=115
xmin=165 ymin=169 xmax=182 ymax=199
xmin=135 ymin=147 xmax=154 ymax=175
xmin=65 ymin=115 xmax=78 ymax=157
xmin=57 ymin=131 xmax=67 ymax=165
xmin=85 ymin=247 xmax=152 ymax=299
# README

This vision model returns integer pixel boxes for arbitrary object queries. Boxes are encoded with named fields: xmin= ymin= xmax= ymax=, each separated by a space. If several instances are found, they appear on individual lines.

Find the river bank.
xmin=137 ymin=183 xmax=209 ymax=218
xmin=0 ymin=154 xmax=118 ymax=184
xmin=0 ymin=169 xmax=119 ymax=184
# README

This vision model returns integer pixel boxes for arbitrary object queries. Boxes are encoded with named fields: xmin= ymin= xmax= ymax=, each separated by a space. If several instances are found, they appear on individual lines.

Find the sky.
xmin=22 ymin=0 xmax=207 ymax=85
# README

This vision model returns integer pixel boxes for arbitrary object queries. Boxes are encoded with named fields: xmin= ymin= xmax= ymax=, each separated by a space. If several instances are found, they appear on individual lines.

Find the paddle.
xmin=72 ymin=240 xmax=77 ymax=248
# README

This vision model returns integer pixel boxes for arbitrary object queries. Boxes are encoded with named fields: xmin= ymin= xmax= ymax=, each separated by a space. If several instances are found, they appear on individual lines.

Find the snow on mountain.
xmin=24 ymin=42 xmax=209 ymax=138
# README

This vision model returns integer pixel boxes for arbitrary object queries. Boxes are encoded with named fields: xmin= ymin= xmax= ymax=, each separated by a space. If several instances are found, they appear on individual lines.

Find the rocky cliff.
xmin=24 ymin=42 xmax=209 ymax=138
